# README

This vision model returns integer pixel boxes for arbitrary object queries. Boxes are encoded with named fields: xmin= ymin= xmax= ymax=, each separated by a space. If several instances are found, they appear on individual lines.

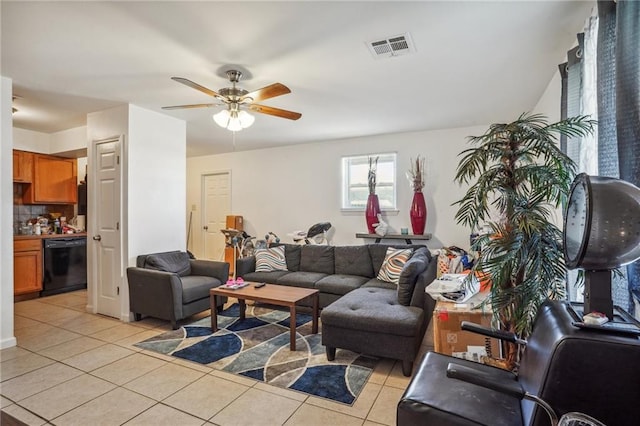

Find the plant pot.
xmin=410 ymin=191 xmax=427 ymax=234
xmin=365 ymin=194 xmax=381 ymax=233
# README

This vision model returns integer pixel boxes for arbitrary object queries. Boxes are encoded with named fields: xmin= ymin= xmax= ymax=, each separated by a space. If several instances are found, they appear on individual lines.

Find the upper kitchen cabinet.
xmin=13 ymin=150 xmax=34 ymax=182
xmin=23 ymin=154 xmax=77 ymax=204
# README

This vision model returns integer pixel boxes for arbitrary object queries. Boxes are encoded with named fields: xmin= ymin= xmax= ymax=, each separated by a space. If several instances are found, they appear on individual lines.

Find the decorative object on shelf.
xmin=407 ymin=155 xmax=427 ymax=235
xmin=453 ymin=112 xmax=596 ymax=370
xmin=365 ymin=156 xmax=381 ymax=233
xmin=374 ymin=213 xmax=388 ymax=236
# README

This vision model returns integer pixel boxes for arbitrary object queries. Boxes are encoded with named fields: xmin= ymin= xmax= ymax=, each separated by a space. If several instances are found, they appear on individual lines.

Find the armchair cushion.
xmin=180 ymin=275 xmax=221 ymax=304
xmin=143 ymin=251 xmax=191 ymax=277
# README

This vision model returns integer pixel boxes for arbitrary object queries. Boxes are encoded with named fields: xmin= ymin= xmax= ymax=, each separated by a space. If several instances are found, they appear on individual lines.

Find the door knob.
xmin=203 ymin=226 xmax=209 ymax=231
xmin=93 ymin=235 xmax=102 ymax=241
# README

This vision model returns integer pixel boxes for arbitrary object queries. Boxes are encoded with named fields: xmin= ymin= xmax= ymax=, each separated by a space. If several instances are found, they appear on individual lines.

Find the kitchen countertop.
xmin=14 ymin=232 xmax=88 ymax=240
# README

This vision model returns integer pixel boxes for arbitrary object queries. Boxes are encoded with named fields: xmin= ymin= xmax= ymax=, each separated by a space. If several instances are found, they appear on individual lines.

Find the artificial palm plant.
xmin=453 ymin=113 xmax=596 ymax=370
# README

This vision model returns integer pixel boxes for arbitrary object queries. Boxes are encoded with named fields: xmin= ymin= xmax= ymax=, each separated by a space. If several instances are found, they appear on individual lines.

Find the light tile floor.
xmin=1 ymin=290 xmax=435 ymax=425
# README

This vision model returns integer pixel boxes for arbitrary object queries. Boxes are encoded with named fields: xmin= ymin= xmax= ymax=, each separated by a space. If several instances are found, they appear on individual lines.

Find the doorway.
xmin=90 ymin=136 xmax=122 ymax=319
xmin=202 ymin=172 xmax=231 ymax=262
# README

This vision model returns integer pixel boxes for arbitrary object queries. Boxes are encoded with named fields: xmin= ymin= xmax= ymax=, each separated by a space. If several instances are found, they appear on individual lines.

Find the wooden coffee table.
xmin=209 ymin=283 xmax=319 ymax=351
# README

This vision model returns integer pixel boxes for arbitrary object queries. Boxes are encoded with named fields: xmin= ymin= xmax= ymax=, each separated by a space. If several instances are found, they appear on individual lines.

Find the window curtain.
xmin=596 ymin=0 xmax=640 ymax=315
xmin=616 ymin=1 xmax=640 ymax=316
xmin=561 ymin=1 xmax=640 ymax=313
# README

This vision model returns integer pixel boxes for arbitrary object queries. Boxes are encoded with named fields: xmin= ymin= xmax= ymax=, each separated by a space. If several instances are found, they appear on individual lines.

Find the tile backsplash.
xmin=13 ymin=184 xmax=75 ymax=234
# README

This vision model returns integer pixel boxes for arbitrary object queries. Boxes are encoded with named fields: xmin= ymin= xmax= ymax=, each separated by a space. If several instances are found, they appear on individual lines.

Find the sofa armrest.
xmin=189 ymin=259 xmax=229 ymax=283
xmin=126 ymin=267 xmax=184 ymax=320
xmin=235 ymin=256 xmax=256 ymax=277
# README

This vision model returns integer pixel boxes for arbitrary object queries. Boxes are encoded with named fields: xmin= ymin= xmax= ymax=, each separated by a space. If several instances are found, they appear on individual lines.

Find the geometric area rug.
xmin=134 ymin=303 xmax=379 ymax=405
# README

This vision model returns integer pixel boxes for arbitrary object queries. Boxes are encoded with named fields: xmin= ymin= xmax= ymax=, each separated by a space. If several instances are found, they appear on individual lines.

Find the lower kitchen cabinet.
xmin=14 ymin=239 xmax=43 ymax=295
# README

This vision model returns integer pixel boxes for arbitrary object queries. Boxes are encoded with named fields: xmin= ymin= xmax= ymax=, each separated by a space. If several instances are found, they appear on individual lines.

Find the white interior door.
xmin=93 ymin=137 xmax=122 ymax=318
xmin=202 ymin=172 xmax=231 ymax=261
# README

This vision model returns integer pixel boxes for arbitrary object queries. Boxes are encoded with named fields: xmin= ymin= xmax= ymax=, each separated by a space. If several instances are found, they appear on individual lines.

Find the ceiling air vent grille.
xmin=367 ymin=33 xmax=415 ymax=59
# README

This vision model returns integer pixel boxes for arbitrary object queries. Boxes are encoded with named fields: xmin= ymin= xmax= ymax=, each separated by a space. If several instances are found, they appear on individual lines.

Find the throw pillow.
xmin=377 ymin=247 xmax=413 ymax=284
xmin=255 ymin=246 xmax=288 ymax=272
xmin=397 ymin=247 xmax=429 ymax=305
xmin=144 ymin=251 xmax=191 ymax=277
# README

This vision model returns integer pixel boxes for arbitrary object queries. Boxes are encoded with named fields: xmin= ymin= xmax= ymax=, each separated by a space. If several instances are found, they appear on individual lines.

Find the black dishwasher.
xmin=42 ymin=237 xmax=87 ymax=296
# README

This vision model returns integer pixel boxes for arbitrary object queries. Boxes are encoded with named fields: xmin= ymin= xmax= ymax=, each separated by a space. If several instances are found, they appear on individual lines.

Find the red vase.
xmin=410 ymin=191 xmax=427 ymax=234
xmin=365 ymin=194 xmax=381 ymax=233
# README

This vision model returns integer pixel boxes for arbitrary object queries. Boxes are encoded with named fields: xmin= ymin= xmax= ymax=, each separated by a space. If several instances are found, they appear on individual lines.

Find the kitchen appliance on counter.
xmin=42 ymin=236 xmax=87 ymax=296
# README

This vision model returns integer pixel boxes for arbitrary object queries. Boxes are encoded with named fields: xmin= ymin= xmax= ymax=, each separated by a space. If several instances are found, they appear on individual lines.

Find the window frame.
xmin=341 ymin=152 xmax=397 ymax=212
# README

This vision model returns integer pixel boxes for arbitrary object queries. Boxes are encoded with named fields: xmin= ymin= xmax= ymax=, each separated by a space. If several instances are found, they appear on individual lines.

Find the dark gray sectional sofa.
xmin=236 ymin=243 xmax=438 ymax=375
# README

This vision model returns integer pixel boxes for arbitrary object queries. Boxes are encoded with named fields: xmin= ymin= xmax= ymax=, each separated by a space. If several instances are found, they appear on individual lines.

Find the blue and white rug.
xmin=134 ymin=304 xmax=378 ymax=405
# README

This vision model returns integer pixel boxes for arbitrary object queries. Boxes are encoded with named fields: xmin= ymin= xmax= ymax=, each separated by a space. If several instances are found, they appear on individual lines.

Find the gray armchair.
xmin=127 ymin=251 xmax=229 ymax=329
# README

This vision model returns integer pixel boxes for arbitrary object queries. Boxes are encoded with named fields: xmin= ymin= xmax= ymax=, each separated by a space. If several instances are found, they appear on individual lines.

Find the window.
xmin=341 ymin=153 xmax=396 ymax=210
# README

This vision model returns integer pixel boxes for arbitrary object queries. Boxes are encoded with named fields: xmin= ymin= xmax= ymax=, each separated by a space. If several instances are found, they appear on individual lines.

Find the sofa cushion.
xmin=398 ymin=247 xmax=430 ymax=306
xmin=300 ymin=245 xmax=335 ymax=274
xmin=377 ymin=248 xmax=413 ymax=284
xmin=180 ymin=275 xmax=219 ymax=304
xmin=334 ymin=246 xmax=374 ymax=277
xmin=362 ymin=278 xmax=396 ymax=290
xmin=315 ymin=274 xmax=369 ymax=296
xmin=243 ymin=270 xmax=291 ymax=284
xmin=255 ymin=246 xmax=288 ymax=272
xmin=143 ymin=251 xmax=191 ymax=277
xmin=277 ymin=271 xmax=327 ymax=289
xmin=283 ymin=244 xmax=302 ymax=272
xmin=321 ymin=287 xmax=422 ymax=337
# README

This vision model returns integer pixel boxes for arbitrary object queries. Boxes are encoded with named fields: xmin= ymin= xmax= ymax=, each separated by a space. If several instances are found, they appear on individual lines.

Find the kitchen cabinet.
xmin=23 ymin=154 xmax=77 ymax=204
xmin=13 ymin=150 xmax=34 ymax=182
xmin=14 ymin=239 xmax=43 ymax=295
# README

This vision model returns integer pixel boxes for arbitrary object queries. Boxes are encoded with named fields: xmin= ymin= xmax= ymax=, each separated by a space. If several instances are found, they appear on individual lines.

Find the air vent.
xmin=367 ymin=33 xmax=415 ymax=59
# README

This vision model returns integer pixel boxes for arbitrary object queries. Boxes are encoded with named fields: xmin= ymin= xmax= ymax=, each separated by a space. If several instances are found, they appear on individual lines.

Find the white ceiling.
xmin=2 ymin=1 xmax=594 ymax=157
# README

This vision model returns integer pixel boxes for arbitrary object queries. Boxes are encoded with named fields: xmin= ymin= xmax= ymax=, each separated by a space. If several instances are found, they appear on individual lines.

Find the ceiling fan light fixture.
xmin=237 ymin=110 xmax=255 ymax=128
xmin=213 ymin=109 xmax=230 ymax=127
xmin=213 ymin=106 xmax=254 ymax=131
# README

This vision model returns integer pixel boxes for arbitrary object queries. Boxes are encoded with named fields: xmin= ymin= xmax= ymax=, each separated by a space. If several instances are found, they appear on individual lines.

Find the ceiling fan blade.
xmin=171 ymin=77 xmax=224 ymax=100
xmin=161 ymin=103 xmax=218 ymax=110
xmin=241 ymin=83 xmax=291 ymax=103
xmin=249 ymin=104 xmax=301 ymax=120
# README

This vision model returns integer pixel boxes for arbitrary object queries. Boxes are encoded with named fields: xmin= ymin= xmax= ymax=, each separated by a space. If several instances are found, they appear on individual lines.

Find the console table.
xmin=356 ymin=233 xmax=432 ymax=244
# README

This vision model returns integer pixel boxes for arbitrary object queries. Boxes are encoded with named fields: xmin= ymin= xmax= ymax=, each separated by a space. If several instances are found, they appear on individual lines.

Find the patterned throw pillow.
xmin=255 ymin=246 xmax=288 ymax=272
xmin=377 ymin=247 xmax=413 ymax=284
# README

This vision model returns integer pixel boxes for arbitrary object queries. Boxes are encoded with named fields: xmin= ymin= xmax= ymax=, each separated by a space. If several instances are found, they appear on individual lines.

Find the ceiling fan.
xmin=162 ymin=70 xmax=301 ymax=131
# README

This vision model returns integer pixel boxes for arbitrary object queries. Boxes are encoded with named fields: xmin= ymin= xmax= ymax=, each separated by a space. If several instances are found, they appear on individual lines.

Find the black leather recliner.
xmin=398 ymin=300 xmax=640 ymax=426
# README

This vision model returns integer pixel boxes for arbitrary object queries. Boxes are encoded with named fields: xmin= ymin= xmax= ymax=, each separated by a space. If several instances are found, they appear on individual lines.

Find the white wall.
xmin=1 ymin=76 xmax=17 ymax=349
xmin=13 ymin=127 xmax=49 ymax=153
xmin=14 ymin=125 xmax=87 ymax=156
xmin=127 ymin=105 xmax=186 ymax=261
xmin=50 ymin=125 xmax=87 ymax=155
xmin=534 ymin=70 xmax=561 ymax=122
xmin=187 ymin=125 xmax=489 ymax=257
